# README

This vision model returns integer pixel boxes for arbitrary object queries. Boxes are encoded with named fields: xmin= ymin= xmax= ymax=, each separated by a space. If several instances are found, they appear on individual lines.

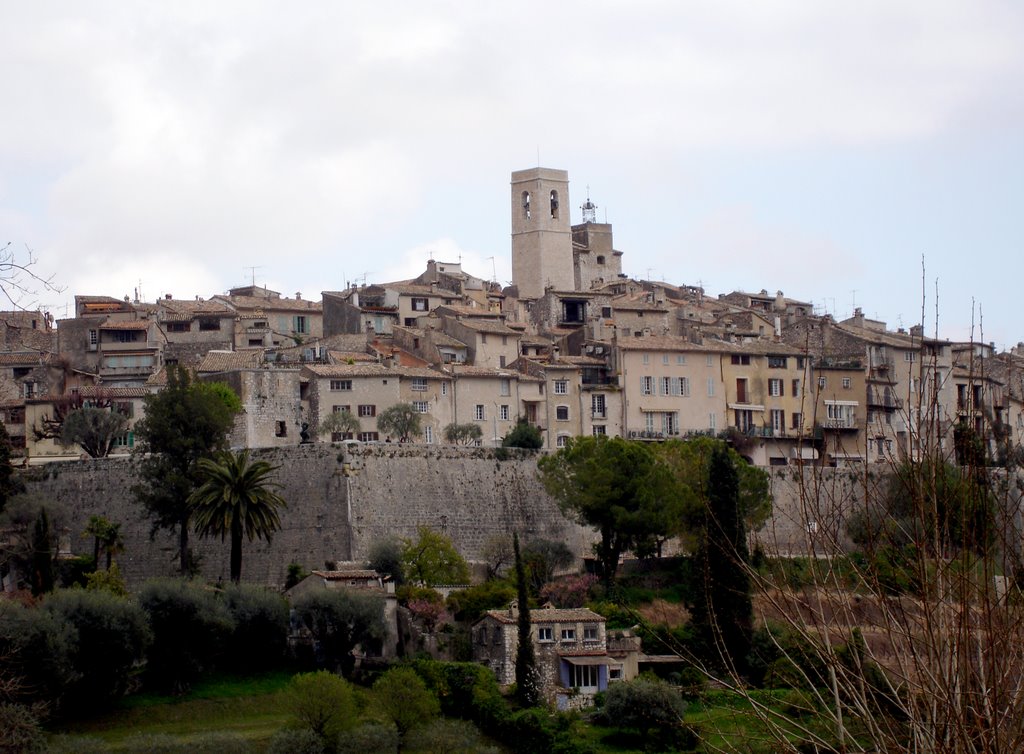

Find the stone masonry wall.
xmin=20 ymin=444 xmax=987 ymax=591
xmin=16 ymin=444 xmax=589 ymax=589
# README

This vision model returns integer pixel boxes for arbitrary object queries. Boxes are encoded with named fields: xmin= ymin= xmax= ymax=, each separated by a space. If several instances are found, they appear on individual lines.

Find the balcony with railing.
xmin=822 ymin=418 xmax=858 ymax=431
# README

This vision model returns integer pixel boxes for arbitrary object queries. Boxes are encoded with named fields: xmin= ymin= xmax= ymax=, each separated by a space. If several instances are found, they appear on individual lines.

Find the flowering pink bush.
xmin=407 ymin=598 xmax=449 ymax=632
xmin=540 ymin=573 xmax=598 ymax=608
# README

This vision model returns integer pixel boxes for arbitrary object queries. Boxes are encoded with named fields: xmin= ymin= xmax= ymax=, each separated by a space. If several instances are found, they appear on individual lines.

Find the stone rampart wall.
xmin=22 ymin=444 xmax=996 ymax=590
xmin=16 ymin=444 xmax=588 ymax=588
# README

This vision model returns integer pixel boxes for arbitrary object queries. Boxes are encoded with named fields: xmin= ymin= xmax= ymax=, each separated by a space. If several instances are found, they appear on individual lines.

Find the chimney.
xmin=296 ymin=292 xmax=302 ymax=301
xmin=165 ymin=293 xmax=172 ymax=300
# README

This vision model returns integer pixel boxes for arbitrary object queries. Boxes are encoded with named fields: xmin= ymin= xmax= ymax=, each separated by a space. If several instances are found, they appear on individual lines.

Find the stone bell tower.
xmin=510 ymin=167 xmax=574 ymax=299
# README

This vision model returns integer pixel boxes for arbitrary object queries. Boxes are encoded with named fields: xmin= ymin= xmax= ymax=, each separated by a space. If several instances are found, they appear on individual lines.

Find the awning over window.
xmin=561 ymin=656 xmax=608 ymax=666
xmin=790 ymin=447 xmax=819 ymax=460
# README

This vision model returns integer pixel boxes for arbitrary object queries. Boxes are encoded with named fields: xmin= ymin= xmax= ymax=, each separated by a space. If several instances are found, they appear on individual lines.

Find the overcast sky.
xmin=2 ymin=3 xmax=1022 ymax=347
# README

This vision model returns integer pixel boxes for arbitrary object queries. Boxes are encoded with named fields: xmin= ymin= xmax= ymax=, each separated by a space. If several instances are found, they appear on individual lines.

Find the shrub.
xmin=409 ymin=660 xmax=506 ymax=734
xmin=372 ymin=666 xmax=440 ymax=735
xmin=285 ymin=562 xmax=310 ymax=590
xmin=746 ymin=622 xmax=827 ymax=690
xmin=0 ymin=599 xmax=77 ymax=708
xmin=291 ymin=590 xmax=385 ymax=675
xmin=138 ymin=578 xmax=234 ymax=693
xmin=84 ymin=562 xmax=129 ymax=596
xmin=601 ymin=676 xmax=687 ymax=745
xmin=335 ymin=721 xmax=399 ymax=754
xmin=43 ymin=588 xmax=151 ymax=710
xmin=285 ymin=671 xmax=357 ymax=748
xmin=0 ymin=703 xmax=46 ymax=753
xmin=220 ymin=584 xmax=289 ymax=672
xmin=404 ymin=718 xmax=498 ymax=753
xmin=266 ymin=727 xmax=326 ymax=754
xmin=97 ymin=732 xmax=251 ymax=753
xmin=446 ymin=580 xmax=516 ymax=623
xmin=540 ymin=573 xmax=598 ymax=608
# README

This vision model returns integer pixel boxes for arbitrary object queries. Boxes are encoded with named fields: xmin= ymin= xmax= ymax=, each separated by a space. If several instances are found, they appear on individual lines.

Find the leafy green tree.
xmin=83 ymin=515 xmax=123 ymax=571
xmin=372 ymin=667 xmax=440 ymax=737
xmin=59 ymin=407 xmax=128 ymax=458
xmin=538 ymin=436 xmax=677 ymax=585
xmin=445 ymin=580 xmax=517 ymax=623
xmin=367 ymin=537 xmax=405 ymax=586
xmin=0 ymin=598 xmax=77 ymax=708
xmin=292 ymin=590 xmax=385 ymax=676
xmin=133 ymin=366 xmax=240 ymax=574
xmin=376 ymin=403 xmax=422 ymax=442
xmin=601 ymin=676 xmax=689 ymax=748
xmin=652 ymin=437 xmax=772 ymax=546
xmin=30 ymin=507 xmax=54 ymax=596
xmin=220 ymin=584 xmax=289 ymax=672
xmin=689 ymin=445 xmax=753 ymax=673
xmin=43 ymin=589 xmax=151 ymax=710
xmin=284 ymin=671 xmax=357 ymax=750
xmin=188 ymin=449 xmax=287 ymax=583
xmin=401 ymin=526 xmax=470 ymax=586
xmin=138 ymin=578 xmax=235 ymax=693
xmin=848 ymin=457 xmax=995 ymax=558
xmin=502 ymin=418 xmax=543 ymax=449
xmin=513 ymin=533 xmax=540 ymax=707
xmin=320 ymin=409 xmax=360 ymax=440
xmin=521 ymin=538 xmax=575 ymax=595
xmin=443 ymin=422 xmax=482 ymax=446
xmin=0 ymin=422 xmax=23 ymax=515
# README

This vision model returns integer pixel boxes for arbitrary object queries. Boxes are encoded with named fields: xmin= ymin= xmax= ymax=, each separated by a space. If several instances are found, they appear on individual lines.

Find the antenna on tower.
xmin=245 ymin=266 xmax=263 ymax=286
xmin=485 ymin=256 xmax=498 ymax=283
xmin=580 ymin=187 xmax=597 ymax=224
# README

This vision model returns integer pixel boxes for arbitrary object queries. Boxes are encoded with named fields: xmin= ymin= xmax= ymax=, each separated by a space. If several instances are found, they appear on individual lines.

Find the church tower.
xmin=510 ymin=167 xmax=574 ymax=299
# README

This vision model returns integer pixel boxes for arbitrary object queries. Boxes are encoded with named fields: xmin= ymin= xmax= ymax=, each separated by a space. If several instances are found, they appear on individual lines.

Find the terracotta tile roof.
xmin=395 ymin=327 xmax=467 ymax=348
xmin=145 ymin=367 xmax=169 ymax=387
xmin=327 ymin=350 xmax=377 ymax=363
xmin=305 ymin=363 xmax=394 ymax=378
xmin=480 ymin=606 xmax=607 ymax=625
xmin=557 ymin=355 xmax=606 ymax=366
xmin=611 ymin=296 xmax=670 ymax=312
xmin=159 ymin=299 xmax=235 ymax=318
xmin=78 ymin=386 xmax=151 ymax=398
xmin=197 ymin=350 xmax=265 ymax=372
xmin=98 ymin=321 xmax=150 ymax=331
xmin=394 ymin=366 xmax=449 ymax=380
xmin=214 ymin=295 xmax=322 ymax=313
xmin=311 ymin=569 xmax=381 ymax=580
xmin=452 ymin=319 xmax=520 ymax=335
xmin=437 ymin=304 xmax=504 ymax=318
xmin=0 ymin=352 xmax=53 ymax=366
xmin=615 ymin=335 xmax=730 ymax=352
xmin=446 ymin=365 xmax=521 ymax=378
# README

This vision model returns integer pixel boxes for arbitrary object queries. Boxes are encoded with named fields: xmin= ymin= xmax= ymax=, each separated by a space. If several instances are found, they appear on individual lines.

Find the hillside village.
xmin=2 ymin=166 xmax=1022 ymax=469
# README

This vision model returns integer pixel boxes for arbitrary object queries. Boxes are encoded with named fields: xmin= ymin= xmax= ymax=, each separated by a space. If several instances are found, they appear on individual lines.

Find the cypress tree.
xmin=514 ymin=533 xmax=539 ymax=706
xmin=690 ymin=445 xmax=753 ymax=673
xmin=31 ymin=507 xmax=55 ymax=596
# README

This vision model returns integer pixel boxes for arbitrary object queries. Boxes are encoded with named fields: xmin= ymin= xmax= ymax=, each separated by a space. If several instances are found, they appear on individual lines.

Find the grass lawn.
xmin=49 ymin=672 xmax=294 ymax=751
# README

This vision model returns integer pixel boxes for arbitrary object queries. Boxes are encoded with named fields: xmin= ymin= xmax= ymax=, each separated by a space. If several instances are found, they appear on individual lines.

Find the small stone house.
xmin=472 ymin=603 xmax=635 ymax=708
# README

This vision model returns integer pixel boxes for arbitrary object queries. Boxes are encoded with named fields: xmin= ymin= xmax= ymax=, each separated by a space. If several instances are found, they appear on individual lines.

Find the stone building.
xmin=472 ymin=604 xmax=635 ymax=708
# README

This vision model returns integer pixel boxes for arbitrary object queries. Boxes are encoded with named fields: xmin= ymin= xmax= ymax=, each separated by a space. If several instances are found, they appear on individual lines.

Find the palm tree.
xmin=187 ymin=450 xmax=287 ymax=583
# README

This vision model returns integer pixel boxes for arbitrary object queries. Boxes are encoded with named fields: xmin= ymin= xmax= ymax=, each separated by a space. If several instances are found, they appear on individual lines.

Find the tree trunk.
xmin=230 ymin=518 xmax=243 ymax=583
xmin=178 ymin=515 xmax=189 ymax=575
